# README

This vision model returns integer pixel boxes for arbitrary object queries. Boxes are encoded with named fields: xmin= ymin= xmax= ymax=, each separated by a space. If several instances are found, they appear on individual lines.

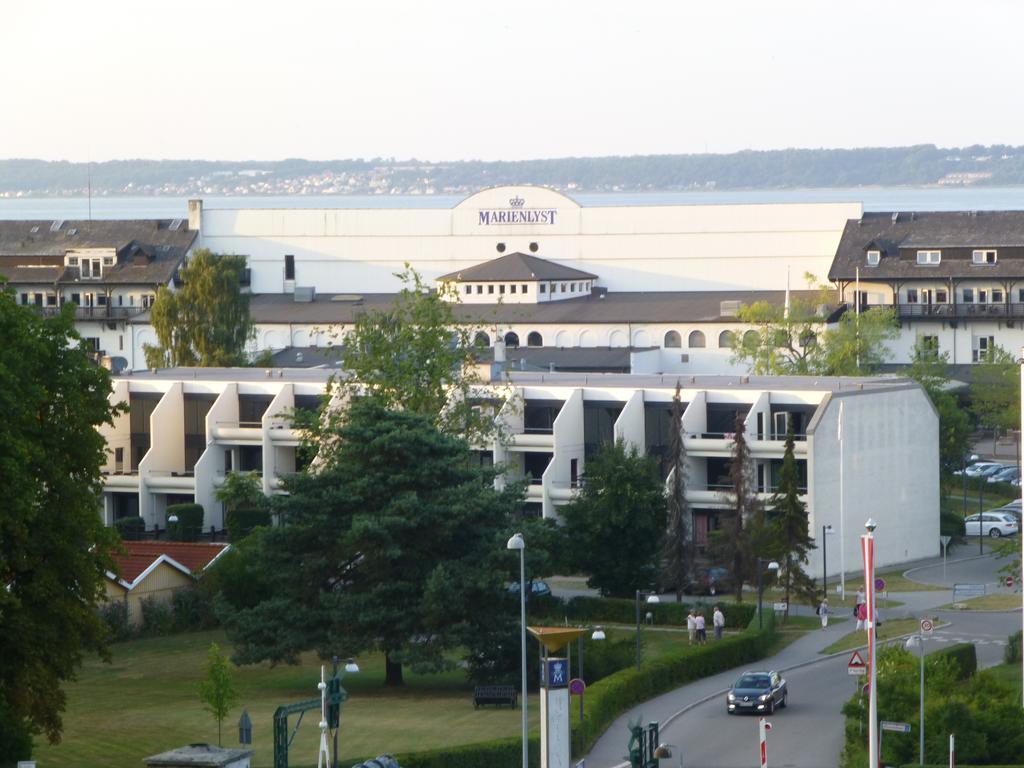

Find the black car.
xmin=683 ymin=566 xmax=731 ymax=596
xmin=726 ymin=670 xmax=787 ymax=715
xmin=507 ymin=580 xmax=552 ymax=598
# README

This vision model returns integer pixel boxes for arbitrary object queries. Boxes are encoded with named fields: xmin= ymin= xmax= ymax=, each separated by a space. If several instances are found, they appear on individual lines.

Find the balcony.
xmin=146 ymin=470 xmax=196 ymax=493
xmin=212 ymin=420 xmax=264 ymax=444
xmin=103 ymin=470 xmax=140 ymax=490
xmin=892 ymin=302 xmax=1024 ymax=321
xmin=34 ymin=305 xmax=149 ymax=321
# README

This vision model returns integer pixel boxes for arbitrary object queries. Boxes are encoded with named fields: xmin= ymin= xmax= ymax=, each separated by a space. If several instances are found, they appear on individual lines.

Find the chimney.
xmin=187 ymin=199 xmax=203 ymax=232
xmin=493 ymin=337 xmax=506 ymax=363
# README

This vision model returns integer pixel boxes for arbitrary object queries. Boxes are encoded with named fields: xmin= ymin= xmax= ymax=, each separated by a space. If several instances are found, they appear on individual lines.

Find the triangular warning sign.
xmin=848 ymin=650 xmax=866 ymax=668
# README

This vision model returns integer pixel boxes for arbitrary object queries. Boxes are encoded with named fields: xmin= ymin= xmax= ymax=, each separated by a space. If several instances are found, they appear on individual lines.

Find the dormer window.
xmin=972 ymin=249 xmax=997 ymax=265
xmin=866 ymin=250 xmax=880 ymax=266
xmin=67 ymin=257 xmax=78 ymax=267
xmin=103 ymin=256 xmax=115 ymax=267
xmin=916 ymin=250 xmax=941 ymax=266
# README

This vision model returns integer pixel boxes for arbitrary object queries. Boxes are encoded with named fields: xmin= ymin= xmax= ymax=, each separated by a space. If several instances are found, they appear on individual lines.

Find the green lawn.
xmin=938 ymin=592 xmax=1023 ymax=611
xmin=820 ymin=618 xmax=926 ymax=655
xmin=33 ymin=631 xmax=539 ymax=768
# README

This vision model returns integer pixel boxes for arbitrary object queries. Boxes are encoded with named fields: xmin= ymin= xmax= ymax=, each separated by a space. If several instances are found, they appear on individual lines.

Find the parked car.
xmin=507 ymin=580 xmax=552 ymax=598
xmin=958 ymin=461 xmax=1000 ymax=477
xmin=988 ymin=466 xmax=1020 ymax=484
xmin=964 ymin=512 xmax=1019 ymax=538
xmin=1000 ymin=499 xmax=1023 ymax=513
xmin=726 ymin=670 xmax=787 ymax=715
xmin=683 ymin=566 xmax=732 ymax=596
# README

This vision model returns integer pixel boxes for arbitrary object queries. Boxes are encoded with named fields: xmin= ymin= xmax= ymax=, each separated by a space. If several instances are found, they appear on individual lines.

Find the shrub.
xmin=225 ymin=507 xmax=271 ymax=541
xmin=97 ymin=599 xmax=134 ymax=642
xmin=396 ymin=735 xmax=540 ymax=768
xmin=1005 ymin=630 xmax=1022 ymax=665
xmin=934 ymin=642 xmax=976 ymax=680
xmin=171 ymin=585 xmax=218 ymax=632
xmin=114 ymin=515 xmax=146 ymax=540
xmin=530 ymin=594 xmax=755 ymax=629
xmin=166 ymin=503 xmax=204 ymax=542
xmin=138 ymin=596 xmax=175 ymax=636
xmin=0 ymin=705 xmax=33 ymax=768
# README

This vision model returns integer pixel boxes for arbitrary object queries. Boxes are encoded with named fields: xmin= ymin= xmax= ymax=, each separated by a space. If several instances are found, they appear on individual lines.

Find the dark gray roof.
xmin=438 ymin=252 xmax=597 ymax=281
xmin=830 ymin=211 xmax=1024 ymax=281
xmin=0 ymin=219 xmax=196 ymax=287
xmin=231 ymin=289 xmax=831 ymax=327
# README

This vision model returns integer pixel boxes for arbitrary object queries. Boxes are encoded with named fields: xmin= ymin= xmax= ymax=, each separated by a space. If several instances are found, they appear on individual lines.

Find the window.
xmin=129 ymin=295 xmax=135 ymax=306
xmin=718 ymin=330 xmax=735 ymax=348
xmin=561 ymin=283 xmax=566 ymax=293
xmin=866 ymin=250 xmax=880 ymax=266
xmin=993 ymin=289 xmax=1004 ymax=303
xmin=916 ymin=250 xmax=941 ymax=265
xmin=919 ymin=335 xmax=939 ymax=359
xmin=91 ymin=259 xmax=101 ymax=277
xmin=103 ymin=256 xmax=114 ymax=267
xmin=19 ymin=293 xmax=27 ymax=305
xmin=504 ymin=331 xmax=520 ymax=348
xmin=978 ymin=289 xmax=988 ymax=304
xmin=488 ymin=285 xmax=494 ymax=294
xmin=510 ymin=284 xmax=516 ymax=294
xmin=97 ymin=294 xmax=107 ymax=306
xmin=972 ymin=249 xmax=997 ymax=265
xmin=143 ymin=294 xmax=155 ymax=308
xmin=539 ymin=283 xmax=547 ymax=294
xmin=521 ymin=284 xmax=528 ymax=294
xmin=963 ymin=288 xmax=975 ymax=303
xmin=499 ymin=284 xmax=506 ymax=294
xmin=1019 ymin=288 xmax=1024 ymax=303
xmin=664 ymin=330 xmax=682 ymax=348
xmin=527 ymin=331 xmax=543 ymax=347
xmin=476 ymin=285 xmax=482 ymax=294
xmin=906 ymin=288 xmax=919 ymax=303
xmin=473 ymin=331 xmax=490 ymax=347
xmin=119 ymin=335 xmax=124 ymax=351
xmin=117 ymin=295 xmax=123 ymax=306
xmin=68 ymin=257 xmax=78 ymax=266
xmin=571 ymin=283 xmax=577 ymax=292
xmin=973 ymin=335 xmax=995 ymax=363
xmin=936 ymin=289 xmax=948 ymax=303
xmin=464 ymin=285 xmax=471 ymax=295
xmin=688 ymin=330 xmax=706 ymax=348
xmin=284 ymin=254 xmax=295 ymax=280
xmin=80 ymin=260 xmax=91 ymax=278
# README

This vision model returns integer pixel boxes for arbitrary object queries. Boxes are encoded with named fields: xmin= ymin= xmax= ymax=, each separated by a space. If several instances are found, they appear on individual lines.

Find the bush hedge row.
xmin=530 ymin=594 xmax=757 ymax=628
xmin=934 ymin=642 xmax=976 ymax=680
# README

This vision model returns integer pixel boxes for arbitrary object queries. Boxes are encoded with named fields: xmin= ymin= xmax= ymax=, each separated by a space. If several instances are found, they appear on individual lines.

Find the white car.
xmin=964 ymin=512 xmax=1019 ymax=538
xmin=987 ymin=466 xmax=1020 ymax=484
xmin=962 ymin=462 xmax=1003 ymax=478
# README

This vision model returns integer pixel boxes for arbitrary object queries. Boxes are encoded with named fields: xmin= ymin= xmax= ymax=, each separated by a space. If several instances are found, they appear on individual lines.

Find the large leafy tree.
xmin=144 ymin=248 xmax=253 ymax=367
xmin=732 ymin=288 xmax=898 ymax=376
xmin=970 ymin=344 xmax=1021 ymax=437
xmin=561 ymin=441 xmax=667 ymax=597
xmin=0 ymin=286 xmax=122 ymax=754
xmin=217 ymin=401 xmax=525 ymax=686
xmin=906 ymin=340 xmax=971 ymax=473
xmin=710 ymin=416 xmax=760 ymax=601
xmin=766 ymin=424 xmax=817 ymax=615
xmin=659 ymin=384 xmax=692 ymax=600
xmin=335 ymin=266 xmax=494 ymax=444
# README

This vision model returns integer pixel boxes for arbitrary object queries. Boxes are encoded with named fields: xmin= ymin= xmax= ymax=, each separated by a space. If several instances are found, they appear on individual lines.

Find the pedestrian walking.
xmin=712 ymin=606 xmax=725 ymax=640
xmin=854 ymin=586 xmax=865 ymax=628
xmin=855 ymin=602 xmax=867 ymax=631
xmin=694 ymin=611 xmax=707 ymax=644
xmin=817 ymin=598 xmax=830 ymax=629
xmin=686 ymin=609 xmax=696 ymax=645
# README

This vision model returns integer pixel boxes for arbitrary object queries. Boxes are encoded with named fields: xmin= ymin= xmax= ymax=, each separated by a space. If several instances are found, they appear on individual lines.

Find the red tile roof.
xmin=110 ymin=541 xmax=230 ymax=585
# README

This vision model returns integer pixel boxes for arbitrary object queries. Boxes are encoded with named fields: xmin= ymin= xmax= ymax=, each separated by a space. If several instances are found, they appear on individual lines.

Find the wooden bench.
xmin=473 ymin=684 xmax=518 ymax=708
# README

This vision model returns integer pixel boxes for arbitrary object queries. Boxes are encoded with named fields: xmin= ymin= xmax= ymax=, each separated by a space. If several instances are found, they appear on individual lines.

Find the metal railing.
xmin=892 ymin=302 xmax=1024 ymax=320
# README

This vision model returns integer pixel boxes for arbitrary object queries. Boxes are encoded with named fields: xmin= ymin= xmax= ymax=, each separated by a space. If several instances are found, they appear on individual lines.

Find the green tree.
xmin=710 ymin=416 xmax=760 ymax=601
xmin=766 ymin=424 xmax=817 ymax=615
xmin=144 ymin=249 xmax=253 ymax=367
xmin=197 ymin=643 xmax=238 ymax=747
xmin=732 ymin=294 xmax=898 ymax=376
xmin=561 ymin=441 xmax=667 ymax=597
xmin=659 ymin=384 xmax=692 ymax=600
xmin=970 ymin=344 xmax=1021 ymax=436
xmin=0 ymin=286 xmax=123 ymax=751
xmin=215 ymin=471 xmax=271 ymax=539
xmin=906 ymin=340 xmax=971 ymax=473
xmin=218 ymin=401 xmax=525 ymax=686
xmin=334 ymin=265 xmax=494 ymax=444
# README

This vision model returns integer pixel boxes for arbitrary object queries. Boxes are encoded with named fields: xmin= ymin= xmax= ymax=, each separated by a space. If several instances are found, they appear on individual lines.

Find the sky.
xmin=3 ymin=0 xmax=1023 ymax=162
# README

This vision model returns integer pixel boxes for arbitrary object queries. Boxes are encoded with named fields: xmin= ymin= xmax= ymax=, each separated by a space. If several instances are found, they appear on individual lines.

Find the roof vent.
xmin=720 ymin=300 xmax=742 ymax=317
xmin=891 ymin=212 xmax=899 ymax=223
xmin=169 ymin=219 xmax=183 ymax=231
xmin=50 ymin=220 xmax=64 ymax=232
xmin=293 ymin=286 xmax=315 ymax=303
xmin=30 ymin=225 xmax=40 ymax=234
xmin=740 ymin=375 xmax=750 ymax=384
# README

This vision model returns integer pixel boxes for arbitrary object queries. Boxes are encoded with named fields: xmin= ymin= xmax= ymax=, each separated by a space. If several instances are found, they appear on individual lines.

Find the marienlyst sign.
xmin=478 ymin=196 xmax=558 ymax=225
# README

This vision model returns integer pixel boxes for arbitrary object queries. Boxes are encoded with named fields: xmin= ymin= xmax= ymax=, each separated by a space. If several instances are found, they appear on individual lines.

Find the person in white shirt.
xmin=686 ymin=609 xmax=697 ymax=645
xmin=712 ymin=606 xmax=725 ymax=640
xmin=818 ymin=598 xmax=830 ymax=629
xmin=694 ymin=612 xmax=707 ymax=644
xmin=854 ymin=587 xmax=866 ymax=630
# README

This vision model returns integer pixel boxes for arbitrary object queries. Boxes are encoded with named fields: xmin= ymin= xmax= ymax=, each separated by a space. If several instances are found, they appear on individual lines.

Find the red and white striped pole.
xmin=759 ymin=717 xmax=772 ymax=768
xmin=863 ymin=520 xmax=878 ymax=768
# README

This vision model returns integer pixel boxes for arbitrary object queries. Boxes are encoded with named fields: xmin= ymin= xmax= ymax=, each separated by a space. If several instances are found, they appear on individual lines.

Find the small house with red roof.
xmin=104 ymin=541 xmax=230 ymax=626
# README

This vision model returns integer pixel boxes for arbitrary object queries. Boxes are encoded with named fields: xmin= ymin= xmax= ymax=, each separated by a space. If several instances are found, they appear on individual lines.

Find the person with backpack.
xmin=817 ymin=598 xmax=830 ymax=629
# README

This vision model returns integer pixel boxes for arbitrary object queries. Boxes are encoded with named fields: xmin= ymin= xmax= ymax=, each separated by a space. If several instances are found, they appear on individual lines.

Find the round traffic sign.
xmin=1007 ymin=576 xmax=1015 ymax=589
xmin=875 ymin=577 xmax=886 ymax=591
xmin=920 ymin=618 xmax=934 ymax=634
xmin=569 ymin=678 xmax=585 ymax=695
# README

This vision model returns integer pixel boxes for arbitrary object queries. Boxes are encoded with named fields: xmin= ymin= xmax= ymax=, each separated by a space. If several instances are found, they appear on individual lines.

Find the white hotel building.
xmin=99 ymin=367 xmax=939 ymax=576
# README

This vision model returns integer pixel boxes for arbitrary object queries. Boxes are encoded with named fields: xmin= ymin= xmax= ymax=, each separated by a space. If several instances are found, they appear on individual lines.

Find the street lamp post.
xmin=756 ymin=558 xmax=780 ymax=629
xmin=821 ymin=524 xmax=835 ymax=600
xmin=906 ymin=634 xmax=925 ymax=766
xmin=507 ymin=532 xmax=528 ymax=768
xmin=864 ymin=518 xmax=879 ymax=768
xmin=635 ymin=590 xmax=661 ymax=671
xmin=329 ymin=656 xmax=359 ymax=768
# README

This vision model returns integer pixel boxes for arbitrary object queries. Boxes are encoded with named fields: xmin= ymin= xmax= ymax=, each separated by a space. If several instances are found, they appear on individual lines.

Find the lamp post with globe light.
xmin=757 ymin=559 xmax=780 ymax=629
xmin=506 ymin=532 xmax=528 ymax=768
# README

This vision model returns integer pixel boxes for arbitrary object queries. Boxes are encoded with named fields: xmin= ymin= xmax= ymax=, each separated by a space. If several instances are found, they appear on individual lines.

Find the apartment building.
xmin=100 ymin=368 xmax=939 ymax=575
xmin=830 ymin=210 xmax=1024 ymax=364
xmin=0 ymin=218 xmax=197 ymax=367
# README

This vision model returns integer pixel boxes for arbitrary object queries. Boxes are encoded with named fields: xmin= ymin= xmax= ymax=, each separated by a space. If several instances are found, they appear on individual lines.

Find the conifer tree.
xmin=659 ymin=384 xmax=692 ymax=601
xmin=711 ymin=415 xmax=759 ymax=601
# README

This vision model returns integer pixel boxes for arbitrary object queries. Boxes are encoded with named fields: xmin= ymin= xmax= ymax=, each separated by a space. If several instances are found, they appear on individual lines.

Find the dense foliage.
xmin=710 ymin=416 xmax=762 ymax=601
xmin=0 ymin=287 xmax=123 ymax=753
xmin=659 ymin=384 xmax=693 ymax=599
xmin=560 ymin=441 xmax=667 ymax=597
xmin=906 ymin=341 xmax=971 ymax=473
xmin=766 ymin=425 xmax=817 ymax=613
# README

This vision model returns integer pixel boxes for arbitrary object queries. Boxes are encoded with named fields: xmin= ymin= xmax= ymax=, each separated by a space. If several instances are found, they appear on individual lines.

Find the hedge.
xmin=531 ymin=594 xmax=757 ymax=629
xmin=166 ymin=503 xmax=204 ymax=542
xmin=396 ymin=735 xmax=540 ymax=768
xmin=1005 ymin=630 xmax=1022 ymax=665
xmin=934 ymin=642 xmax=976 ymax=680
xmin=114 ymin=515 xmax=145 ymax=540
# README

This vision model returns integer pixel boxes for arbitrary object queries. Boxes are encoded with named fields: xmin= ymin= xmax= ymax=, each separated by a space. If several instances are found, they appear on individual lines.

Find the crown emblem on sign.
xmin=509 ymin=196 xmax=525 ymax=208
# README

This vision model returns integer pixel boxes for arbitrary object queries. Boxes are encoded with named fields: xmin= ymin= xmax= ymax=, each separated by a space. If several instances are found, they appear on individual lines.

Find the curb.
xmin=902 ymin=552 xmax=994 ymax=586
xmin=601 ymin=622 xmax=951 ymax=768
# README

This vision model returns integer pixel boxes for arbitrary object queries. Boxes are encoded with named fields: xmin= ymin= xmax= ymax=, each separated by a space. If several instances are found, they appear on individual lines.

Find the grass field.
xmin=938 ymin=592 xmax=1023 ymax=611
xmin=820 ymin=618 xmax=926 ymax=655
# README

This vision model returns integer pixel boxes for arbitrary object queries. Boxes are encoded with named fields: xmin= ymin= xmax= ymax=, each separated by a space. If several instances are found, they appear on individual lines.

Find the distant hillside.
xmin=4 ymin=145 xmax=1024 ymax=197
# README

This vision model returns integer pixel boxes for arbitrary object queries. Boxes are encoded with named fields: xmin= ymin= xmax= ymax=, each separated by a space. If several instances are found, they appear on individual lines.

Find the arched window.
xmin=743 ymin=330 xmax=759 ymax=345
xmin=473 ymin=331 xmax=491 ymax=347
xmin=504 ymin=331 xmax=520 ymax=348
xmin=664 ymin=330 xmax=682 ymax=348
xmin=718 ymin=330 xmax=735 ymax=348
xmin=527 ymin=331 xmax=543 ymax=347
xmin=688 ymin=330 xmax=706 ymax=349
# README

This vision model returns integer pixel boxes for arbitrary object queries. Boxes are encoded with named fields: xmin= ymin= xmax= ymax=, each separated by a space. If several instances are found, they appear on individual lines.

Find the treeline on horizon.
xmin=5 ymin=144 xmax=1024 ymax=194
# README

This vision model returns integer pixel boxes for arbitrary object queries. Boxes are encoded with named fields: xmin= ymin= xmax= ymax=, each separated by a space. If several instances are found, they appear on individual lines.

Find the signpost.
xmin=1007 ymin=576 xmax=1015 ymax=589
xmin=940 ymin=535 xmax=952 ymax=585
xmin=847 ymin=650 xmax=867 ymax=676
xmin=882 ymin=721 xmax=912 ymax=733
xmin=772 ymin=602 xmax=788 ymax=612
xmin=569 ymin=678 xmax=586 ymax=721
